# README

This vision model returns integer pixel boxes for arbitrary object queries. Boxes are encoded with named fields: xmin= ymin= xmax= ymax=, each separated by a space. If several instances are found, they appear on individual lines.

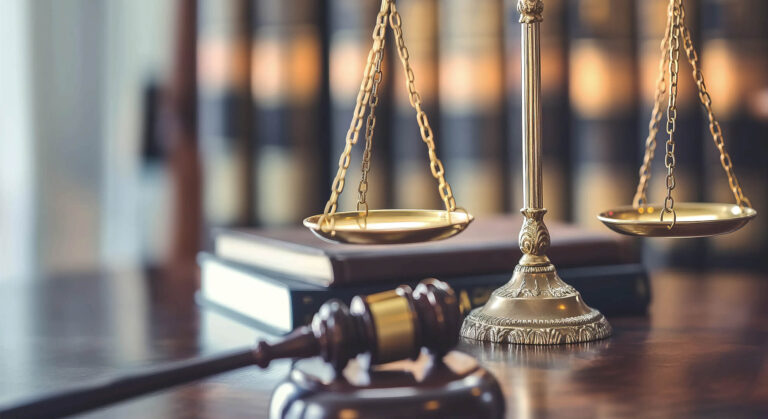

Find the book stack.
xmin=198 ymin=215 xmax=649 ymax=335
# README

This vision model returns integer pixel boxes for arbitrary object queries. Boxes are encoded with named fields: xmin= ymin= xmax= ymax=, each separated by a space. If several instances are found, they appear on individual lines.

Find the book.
xmin=251 ymin=0 xmax=325 ymax=225
xmin=391 ymin=0 xmax=442 ymax=210
xmin=198 ymin=252 xmax=650 ymax=334
xmin=328 ymin=0 xmax=392 ymax=212
xmin=700 ymin=0 xmax=768 ymax=269
xmin=197 ymin=0 xmax=253 ymax=227
xmin=213 ymin=214 xmax=637 ymax=287
xmin=568 ymin=0 xmax=638 ymax=228
xmin=438 ymin=0 xmax=506 ymax=215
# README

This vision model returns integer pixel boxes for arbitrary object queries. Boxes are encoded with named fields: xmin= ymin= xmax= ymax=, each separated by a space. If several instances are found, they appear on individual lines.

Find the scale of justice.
xmin=305 ymin=0 xmax=757 ymax=345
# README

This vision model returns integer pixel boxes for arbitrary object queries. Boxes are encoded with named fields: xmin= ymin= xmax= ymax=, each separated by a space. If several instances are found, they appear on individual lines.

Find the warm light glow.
xmin=338 ymin=409 xmax=359 ymax=419
xmin=424 ymin=400 xmax=440 ymax=411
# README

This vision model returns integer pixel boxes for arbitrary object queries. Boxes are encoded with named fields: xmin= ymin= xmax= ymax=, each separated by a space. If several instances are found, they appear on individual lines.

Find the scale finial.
xmin=518 ymin=0 xmax=544 ymax=23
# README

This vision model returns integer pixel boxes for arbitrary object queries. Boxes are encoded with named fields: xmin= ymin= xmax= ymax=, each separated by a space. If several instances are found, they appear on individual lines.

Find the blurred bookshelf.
xmin=9 ymin=0 xmax=767 ymax=278
xmin=187 ymin=0 xmax=768 ymax=271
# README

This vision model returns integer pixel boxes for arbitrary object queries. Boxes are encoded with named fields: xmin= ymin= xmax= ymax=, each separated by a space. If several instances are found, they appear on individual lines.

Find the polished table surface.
xmin=1 ymin=269 xmax=767 ymax=418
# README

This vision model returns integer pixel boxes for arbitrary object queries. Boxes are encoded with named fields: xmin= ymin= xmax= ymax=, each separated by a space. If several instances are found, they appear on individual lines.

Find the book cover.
xmin=213 ymin=214 xmax=638 ymax=286
xmin=199 ymin=252 xmax=650 ymax=334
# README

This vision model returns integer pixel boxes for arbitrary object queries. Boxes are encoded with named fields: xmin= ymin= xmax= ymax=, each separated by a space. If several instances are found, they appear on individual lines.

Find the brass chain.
xmin=660 ymin=0 xmax=681 ymax=228
xmin=319 ymin=2 xmax=390 ymax=233
xmin=635 ymin=0 xmax=753 ymax=223
xmin=356 ymin=17 xmax=388 ymax=222
xmin=633 ymin=5 xmax=672 ymax=208
xmin=388 ymin=0 xmax=457 ymax=212
xmin=678 ymin=0 xmax=752 ymax=209
xmin=319 ymin=0 xmax=462 ymax=233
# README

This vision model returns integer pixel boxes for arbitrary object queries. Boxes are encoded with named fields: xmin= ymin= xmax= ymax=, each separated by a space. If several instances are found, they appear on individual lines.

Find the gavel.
xmin=0 ymin=279 xmax=461 ymax=418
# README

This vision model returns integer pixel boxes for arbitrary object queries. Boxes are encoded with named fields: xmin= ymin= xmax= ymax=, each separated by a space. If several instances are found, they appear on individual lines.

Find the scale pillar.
xmin=461 ymin=0 xmax=611 ymax=344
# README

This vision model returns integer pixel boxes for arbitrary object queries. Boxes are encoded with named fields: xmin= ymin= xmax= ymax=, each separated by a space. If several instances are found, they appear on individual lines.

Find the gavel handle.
xmin=0 ymin=348 xmax=256 ymax=418
xmin=0 ymin=326 xmax=319 ymax=418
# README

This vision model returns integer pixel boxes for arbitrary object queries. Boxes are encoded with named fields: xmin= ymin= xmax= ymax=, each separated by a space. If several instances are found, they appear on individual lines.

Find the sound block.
xmin=269 ymin=350 xmax=504 ymax=419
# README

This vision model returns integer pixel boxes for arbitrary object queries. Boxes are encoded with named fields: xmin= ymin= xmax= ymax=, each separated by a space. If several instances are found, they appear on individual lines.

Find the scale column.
xmin=460 ymin=0 xmax=611 ymax=344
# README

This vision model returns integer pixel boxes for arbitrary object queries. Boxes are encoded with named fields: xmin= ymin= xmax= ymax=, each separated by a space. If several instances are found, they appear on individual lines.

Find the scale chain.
xmin=388 ymin=0 xmax=457 ymax=212
xmin=634 ymin=0 xmax=753 ymax=224
xmin=633 ymin=4 xmax=672 ymax=209
xmin=660 ymin=0 xmax=681 ymax=228
xmin=319 ymin=0 xmax=462 ymax=234
xmin=677 ymin=0 xmax=752 ymax=209
xmin=319 ymin=2 xmax=390 ymax=233
xmin=356 ymin=17 xmax=388 ymax=224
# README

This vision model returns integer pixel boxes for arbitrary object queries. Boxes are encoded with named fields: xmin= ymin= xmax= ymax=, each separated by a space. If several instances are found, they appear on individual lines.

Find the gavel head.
xmin=310 ymin=279 xmax=460 ymax=371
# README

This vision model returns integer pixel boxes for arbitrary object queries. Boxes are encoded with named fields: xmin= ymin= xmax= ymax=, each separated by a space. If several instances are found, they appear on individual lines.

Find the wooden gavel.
xmin=1 ymin=279 xmax=461 ymax=418
xmin=256 ymin=278 xmax=461 ymax=371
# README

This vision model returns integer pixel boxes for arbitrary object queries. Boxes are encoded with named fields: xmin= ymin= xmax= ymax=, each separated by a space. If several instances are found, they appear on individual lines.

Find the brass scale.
xmin=303 ymin=0 xmax=757 ymax=344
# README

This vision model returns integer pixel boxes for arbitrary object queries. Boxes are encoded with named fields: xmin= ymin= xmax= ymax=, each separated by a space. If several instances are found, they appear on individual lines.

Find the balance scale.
xmin=302 ymin=0 xmax=756 ymax=344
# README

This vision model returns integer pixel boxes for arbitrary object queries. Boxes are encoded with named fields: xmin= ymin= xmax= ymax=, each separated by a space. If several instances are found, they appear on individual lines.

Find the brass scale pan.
xmin=598 ymin=0 xmax=757 ymax=239
xmin=305 ymin=210 xmax=473 ymax=245
xmin=598 ymin=203 xmax=756 ymax=238
xmin=304 ymin=0 xmax=473 ymax=246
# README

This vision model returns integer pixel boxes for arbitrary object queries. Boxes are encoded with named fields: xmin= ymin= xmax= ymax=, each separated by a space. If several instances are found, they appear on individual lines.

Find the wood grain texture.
xmin=0 ymin=269 xmax=766 ymax=418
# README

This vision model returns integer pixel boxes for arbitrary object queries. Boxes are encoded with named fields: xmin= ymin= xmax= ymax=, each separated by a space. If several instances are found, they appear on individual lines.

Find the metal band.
xmin=365 ymin=290 xmax=415 ymax=363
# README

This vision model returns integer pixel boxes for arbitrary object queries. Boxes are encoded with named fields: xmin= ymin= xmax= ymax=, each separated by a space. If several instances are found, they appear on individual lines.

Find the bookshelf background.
xmin=1 ymin=0 xmax=766 ymax=279
xmin=194 ymin=0 xmax=767 ymax=270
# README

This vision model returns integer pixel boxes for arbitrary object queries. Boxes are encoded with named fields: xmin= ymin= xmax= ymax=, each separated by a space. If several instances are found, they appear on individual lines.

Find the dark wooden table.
xmin=1 ymin=269 xmax=767 ymax=418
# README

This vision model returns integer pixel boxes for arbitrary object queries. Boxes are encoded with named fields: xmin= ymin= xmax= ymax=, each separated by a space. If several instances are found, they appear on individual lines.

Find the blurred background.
xmin=0 ymin=0 xmax=766 ymax=282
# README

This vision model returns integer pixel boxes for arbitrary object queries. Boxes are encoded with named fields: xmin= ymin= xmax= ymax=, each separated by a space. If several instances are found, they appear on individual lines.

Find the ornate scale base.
xmin=461 ymin=261 xmax=612 ymax=345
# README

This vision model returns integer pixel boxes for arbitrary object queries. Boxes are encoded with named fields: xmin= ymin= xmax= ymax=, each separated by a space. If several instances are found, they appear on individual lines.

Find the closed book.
xmin=213 ymin=214 xmax=637 ymax=287
xmin=700 ymin=0 xmax=768 ymax=269
xmin=198 ymin=252 xmax=649 ymax=334
xmin=328 ymin=0 xmax=392 ymax=212
xmin=439 ymin=0 xmax=506 ymax=215
xmin=197 ymin=0 xmax=253 ymax=227
xmin=391 ymin=0 xmax=442 ymax=210
xmin=568 ymin=0 xmax=638 ymax=228
xmin=252 ymin=0 xmax=325 ymax=225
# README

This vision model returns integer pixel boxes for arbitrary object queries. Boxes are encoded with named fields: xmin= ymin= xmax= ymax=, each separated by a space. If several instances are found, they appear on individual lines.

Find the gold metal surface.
xmin=619 ymin=0 xmax=755 ymax=237
xmin=365 ymin=289 xmax=415 ymax=363
xmin=462 ymin=0 xmax=610 ymax=345
xmin=309 ymin=0 xmax=471 ymax=243
xmin=598 ymin=203 xmax=756 ymax=238
xmin=304 ymin=209 xmax=473 ymax=245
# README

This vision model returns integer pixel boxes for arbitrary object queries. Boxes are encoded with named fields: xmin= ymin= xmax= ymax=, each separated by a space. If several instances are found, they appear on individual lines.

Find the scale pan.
xmin=304 ymin=209 xmax=473 ymax=245
xmin=597 ymin=202 xmax=756 ymax=238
